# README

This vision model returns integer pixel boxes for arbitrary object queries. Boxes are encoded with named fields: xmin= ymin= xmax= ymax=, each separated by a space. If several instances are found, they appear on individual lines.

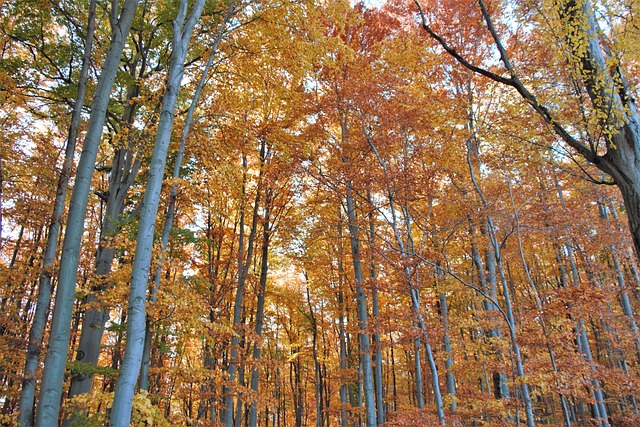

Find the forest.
xmin=1 ymin=0 xmax=639 ymax=426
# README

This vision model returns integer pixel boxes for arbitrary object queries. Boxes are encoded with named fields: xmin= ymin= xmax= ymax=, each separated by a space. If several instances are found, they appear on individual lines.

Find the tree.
xmin=110 ymin=0 xmax=207 ymax=424
xmin=414 ymin=0 xmax=640 ymax=263
xmin=17 ymin=1 xmax=97 ymax=424
xmin=35 ymin=1 xmax=140 ymax=425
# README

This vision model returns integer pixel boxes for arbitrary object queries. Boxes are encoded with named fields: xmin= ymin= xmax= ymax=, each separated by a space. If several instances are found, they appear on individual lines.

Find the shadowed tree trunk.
xmin=224 ymin=140 xmax=266 ymax=427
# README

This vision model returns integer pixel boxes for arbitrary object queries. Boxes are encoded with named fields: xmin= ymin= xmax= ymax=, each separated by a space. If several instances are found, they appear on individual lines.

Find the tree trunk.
xmin=224 ymin=141 xmax=266 ymax=427
xmin=248 ymin=197 xmax=272 ymax=427
xmin=366 ymin=203 xmax=385 ymax=425
xmin=336 ymin=213 xmax=349 ymax=427
xmin=18 ymin=2 xmax=97 ymax=426
xmin=109 ymin=1 xmax=206 ymax=424
xmin=439 ymin=293 xmax=456 ymax=411
xmin=466 ymin=142 xmax=535 ymax=427
xmin=67 ymin=139 xmax=141 ymax=407
xmin=139 ymin=2 xmax=236 ymax=391
xmin=344 ymin=181 xmax=377 ymax=427
xmin=35 ymin=1 xmax=139 ymax=425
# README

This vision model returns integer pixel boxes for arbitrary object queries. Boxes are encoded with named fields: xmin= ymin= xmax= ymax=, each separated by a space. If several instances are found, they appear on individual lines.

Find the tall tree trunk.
xmin=413 ymin=337 xmax=424 ymax=409
xmin=66 ymin=83 xmax=143 ymax=415
xmin=224 ymin=140 xmax=267 ymax=427
xmin=344 ymin=181 xmax=377 ymax=427
xmin=306 ymin=283 xmax=323 ymax=427
xmin=336 ymin=213 xmax=349 ymax=427
xmin=109 ymin=1 xmax=206 ymax=424
xmin=466 ymin=141 xmax=535 ymax=427
xmin=509 ymin=179 xmax=571 ymax=426
xmin=554 ymin=179 xmax=609 ymax=426
xmin=35 ymin=1 xmax=140 ymax=425
xmin=18 ymin=2 xmax=97 ymax=425
xmin=139 ymin=1 xmax=236 ymax=391
xmin=365 ymin=195 xmax=385 ymax=425
xmin=248 ymin=195 xmax=272 ymax=427
xmin=439 ymin=292 xmax=456 ymax=411
xmin=365 ymin=130 xmax=444 ymax=424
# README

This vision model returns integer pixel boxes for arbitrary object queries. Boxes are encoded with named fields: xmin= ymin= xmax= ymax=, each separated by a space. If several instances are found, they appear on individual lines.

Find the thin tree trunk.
xmin=337 ymin=212 xmax=349 ymax=427
xmin=109 ymin=1 xmax=206 ymax=424
xmin=344 ymin=180 xmax=377 ymax=427
xmin=509 ymin=179 xmax=571 ymax=426
xmin=306 ymin=283 xmax=323 ymax=427
xmin=18 ymin=4 xmax=97 ymax=425
xmin=439 ymin=292 xmax=456 ymax=411
xmin=34 ymin=1 xmax=139 ymax=425
xmin=555 ymin=180 xmax=609 ymax=426
xmin=139 ymin=1 xmax=236 ymax=391
xmin=224 ymin=140 xmax=267 ymax=427
xmin=599 ymin=201 xmax=640 ymax=363
xmin=366 ymin=194 xmax=385 ymax=425
xmin=365 ymin=130 xmax=444 ymax=424
xmin=466 ymin=141 xmax=535 ymax=427
xmin=248 ymin=195 xmax=272 ymax=427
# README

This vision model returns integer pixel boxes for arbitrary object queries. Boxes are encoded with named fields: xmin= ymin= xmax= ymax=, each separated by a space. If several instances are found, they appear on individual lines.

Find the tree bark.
xmin=248 ymin=191 xmax=272 ymax=427
xmin=336 ymin=212 xmax=350 ymax=427
xmin=109 ymin=1 xmax=206 ymax=424
xmin=224 ymin=141 xmax=266 ymax=427
xmin=34 ymin=1 xmax=139 ymax=425
xmin=344 ymin=180 xmax=377 ymax=427
xmin=139 ymin=1 xmax=236 ymax=391
xmin=18 ymin=2 xmax=97 ymax=426
xmin=365 ymin=130 xmax=444 ymax=424
xmin=466 ymin=142 xmax=535 ymax=427
xmin=366 ymin=196 xmax=385 ymax=425
xmin=67 ymin=106 xmax=142 ymax=409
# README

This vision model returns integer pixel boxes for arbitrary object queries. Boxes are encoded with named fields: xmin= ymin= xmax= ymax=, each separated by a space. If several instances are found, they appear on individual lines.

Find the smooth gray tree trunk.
xmin=34 ymin=1 xmax=139 ymax=425
xmin=344 ymin=181 xmax=377 ymax=427
xmin=466 ymin=145 xmax=535 ymax=427
xmin=18 ymin=2 xmax=97 ymax=426
xmin=439 ymin=293 xmax=456 ymax=411
xmin=365 ymin=132 xmax=444 ymax=424
xmin=138 ymin=1 xmax=236 ymax=390
xmin=336 ymin=214 xmax=349 ymax=427
xmin=65 ymin=43 xmax=148 ymax=401
xmin=509 ymin=180 xmax=571 ymax=426
xmin=555 ymin=179 xmax=609 ymax=426
xmin=66 ymin=122 xmax=141 ymax=411
xmin=109 ymin=0 xmax=206 ymax=424
xmin=366 ymin=200 xmax=385 ymax=425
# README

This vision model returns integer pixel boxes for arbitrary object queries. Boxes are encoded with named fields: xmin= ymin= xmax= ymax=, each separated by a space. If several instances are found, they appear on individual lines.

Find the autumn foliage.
xmin=1 ymin=0 xmax=640 ymax=426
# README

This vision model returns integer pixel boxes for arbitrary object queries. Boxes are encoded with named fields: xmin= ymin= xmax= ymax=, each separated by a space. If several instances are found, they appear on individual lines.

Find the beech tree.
xmin=414 ymin=0 xmax=640 ymax=262
xmin=110 ymin=0 xmax=207 ymax=424
xmin=2 ymin=1 xmax=640 ymax=426
xmin=35 ymin=1 xmax=140 ymax=425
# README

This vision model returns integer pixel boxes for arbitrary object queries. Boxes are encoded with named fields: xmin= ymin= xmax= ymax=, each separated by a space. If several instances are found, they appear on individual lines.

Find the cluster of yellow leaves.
xmin=64 ymin=390 xmax=169 ymax=427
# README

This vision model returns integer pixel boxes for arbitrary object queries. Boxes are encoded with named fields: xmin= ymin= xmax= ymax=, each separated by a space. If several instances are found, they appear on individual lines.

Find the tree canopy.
xmin=1 ymin=0 xmax=640 ymax=426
